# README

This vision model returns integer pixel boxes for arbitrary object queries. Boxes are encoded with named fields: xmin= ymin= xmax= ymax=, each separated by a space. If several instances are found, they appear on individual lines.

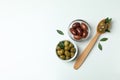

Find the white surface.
xmin=0 ymin=0 xmax=120 ymax=80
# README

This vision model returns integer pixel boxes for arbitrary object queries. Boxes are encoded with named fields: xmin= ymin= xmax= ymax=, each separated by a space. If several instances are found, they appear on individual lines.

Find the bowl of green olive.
xmin=56 ymin=40 xmax=78 ymax=62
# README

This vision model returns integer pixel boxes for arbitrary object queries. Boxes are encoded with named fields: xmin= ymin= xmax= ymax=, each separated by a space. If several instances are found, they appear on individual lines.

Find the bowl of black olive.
xmin=68 ymin=19 xmax=90 ymax=42
xmin=56 ymin=40 xmax=78 ymax=62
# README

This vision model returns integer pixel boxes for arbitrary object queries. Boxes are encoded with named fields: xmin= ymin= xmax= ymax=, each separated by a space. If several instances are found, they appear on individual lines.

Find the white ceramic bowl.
xmin=56 ymin=40 xmax=78 ymax=62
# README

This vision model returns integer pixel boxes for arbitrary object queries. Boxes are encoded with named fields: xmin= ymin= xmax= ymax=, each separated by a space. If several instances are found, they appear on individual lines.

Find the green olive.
xmin=71 ymin=52 xmax=75 ymax=58
xmin=57 ymin=49 xmax=64 ymax=56
xmin=64 ymin=40 xmax=70 ymax=46
xmin=69 ymin=43 xmax=74 ymax=48
xmin=65 ymin=51 xmax=71 ymax=57
xmin=60 ymin=55 xmax=66 ymax=60
xmin=66 ymin=56 xmax=71 ymax=60
xmin=98 ymin=24 xmax=107 ymax=33
xmin=70 ymin=47 xmax=76 ymax=53
xmin=57 ymin=50 xmax=61 ymax=56
xmin=65 ymin=51 xmax=69 ymax=55
xmin=56 ymin=46 xmax=61 ymax=50
xmin=64 ymin=46 xmax=70 ymax=51
xmin=97 ymin=19 xmax=110 ymax=33
xmin=99 ymin=21 xmax=104 ymax=26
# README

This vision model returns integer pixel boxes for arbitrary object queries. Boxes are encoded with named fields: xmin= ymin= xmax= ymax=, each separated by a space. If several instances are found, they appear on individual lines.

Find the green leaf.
xmin=98 ymin=43 xmax=102 ymax=50
xmin=58 ymin=41 xmax=64 ymax=49
xmin=105 ymin=17 xmax=112 ymax=23
xmin=109 ymin=18 xmax=112 ymax=22
xmin=100 ymin=38 xmax=108 ymax=41
xmin=105 ymin=29 xmax=110 ymax=32
xmin=56 ymin=30 xmax=64 ymax=35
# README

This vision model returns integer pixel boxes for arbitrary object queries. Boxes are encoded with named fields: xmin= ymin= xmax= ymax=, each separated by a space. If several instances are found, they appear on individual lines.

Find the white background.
xmin=0 ymin=0 xmax=120 ymax=80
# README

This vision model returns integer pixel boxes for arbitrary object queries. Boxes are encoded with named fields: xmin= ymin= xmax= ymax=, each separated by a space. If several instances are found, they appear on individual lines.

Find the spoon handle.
xmin=74 ymin=32 xmax=101 ymax=70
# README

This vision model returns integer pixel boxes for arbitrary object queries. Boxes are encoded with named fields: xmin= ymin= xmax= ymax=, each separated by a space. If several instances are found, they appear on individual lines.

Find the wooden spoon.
xmin=74 ymin=19 xmax=111 ymax=70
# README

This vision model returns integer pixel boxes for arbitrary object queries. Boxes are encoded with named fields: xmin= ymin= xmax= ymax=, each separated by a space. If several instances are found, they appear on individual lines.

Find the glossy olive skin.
xmin=72 ymin=22 xmax=80 ymax=28
xmin=64 ymin=40 xmax=69 ymax=46
xmin=81 ymin=23 xmax=88 ymax=30
xmin=60 ymin=55 xmax=66 ymax=60
xmin=74 ymin=35 xmax=82 ymax=40
xmin=97 ymin=19 xmax=111 ymax=33
xmin=71 ymin=52 xmax=75 ymax=58
xmin=82 ymin=30 xmax=88 ymax=38
xmin=70 ymin=28 xmax=77 ymax=35
xmin=76 ymin=27 xmax=83 ymax=36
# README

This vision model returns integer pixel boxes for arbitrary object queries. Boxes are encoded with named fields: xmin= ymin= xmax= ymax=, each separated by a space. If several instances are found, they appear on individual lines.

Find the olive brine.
xmin=56 ymin=40 xmax=76 ymax=60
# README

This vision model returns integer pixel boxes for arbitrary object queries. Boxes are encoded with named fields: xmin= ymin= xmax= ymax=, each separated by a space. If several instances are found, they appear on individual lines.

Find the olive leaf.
xmin=98 ymin=43 xmax=102 ymax=50
xmin=57 ymin=30 xmax=64 ymax=35
xmin=100 ymin=38 xmax=108 ymax=41
xmin=58 ymin=41 xmax=64 ymax=49
xmin=105 ymin=17 xmax=112 ymax=23
xmin=105 ymin=29 xmax=110 ymax=32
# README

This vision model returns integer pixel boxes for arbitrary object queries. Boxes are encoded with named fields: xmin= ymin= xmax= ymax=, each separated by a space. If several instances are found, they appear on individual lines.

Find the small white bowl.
xmin=56 ymin=40 xmax=78 ymax=62
xmin=68 ymin=19 xmax=90 ymax=42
